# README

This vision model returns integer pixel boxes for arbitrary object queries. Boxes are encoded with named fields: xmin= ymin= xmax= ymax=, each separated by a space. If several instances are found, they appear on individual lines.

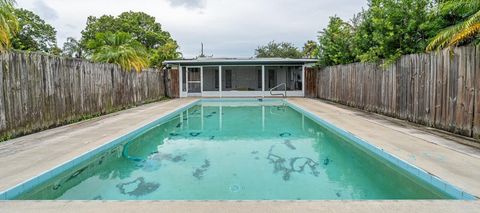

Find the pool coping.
xmin=0 ymin=98 xmax=475 ymax=200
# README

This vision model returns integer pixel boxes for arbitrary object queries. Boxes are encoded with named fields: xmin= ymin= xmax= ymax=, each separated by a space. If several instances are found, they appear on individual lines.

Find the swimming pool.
xmin=4 ymin=99 xmax=473 ymax=200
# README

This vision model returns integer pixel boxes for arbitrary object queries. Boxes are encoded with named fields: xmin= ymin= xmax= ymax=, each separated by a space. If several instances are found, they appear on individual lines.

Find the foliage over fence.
xmin=0 ymin=51 xmax=167 ymax=140
xmin=306 ymin=45 xmax=480 ymax=140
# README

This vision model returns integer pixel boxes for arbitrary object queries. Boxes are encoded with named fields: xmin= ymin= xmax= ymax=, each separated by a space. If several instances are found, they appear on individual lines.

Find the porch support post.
xmin=200 ymin=66 xmax=204 ymax=96
xmin=219 ymin=65 xmax=222 ymax=98
xmin=261 ymin=65 xmax=265 ymax=97
xmin=302 ymin=65 xmax=306 ymax=97
xmin=179 ymin=65 xmax=182 ymax=97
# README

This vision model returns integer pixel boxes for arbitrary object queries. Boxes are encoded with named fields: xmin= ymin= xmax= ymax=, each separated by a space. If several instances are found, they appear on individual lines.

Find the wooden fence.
xmin=309 ymin=45 xmax=480 ymax=140
xmin=0 ymin=51 xmax=167 ymax=140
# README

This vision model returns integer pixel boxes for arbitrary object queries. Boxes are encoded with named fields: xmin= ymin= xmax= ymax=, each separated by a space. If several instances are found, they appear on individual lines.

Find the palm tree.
xmin=427 ymin=0 xmax=480 ymax=51
xmin=0 ymin=0 xmax=18 ymax=51
xmin=88 ymin=32 xmax=148 ymax=72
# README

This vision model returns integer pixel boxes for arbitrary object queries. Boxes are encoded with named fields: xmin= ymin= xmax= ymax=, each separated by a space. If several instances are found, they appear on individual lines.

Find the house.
xmin=163 ymin=58 xmax=317 ymax=97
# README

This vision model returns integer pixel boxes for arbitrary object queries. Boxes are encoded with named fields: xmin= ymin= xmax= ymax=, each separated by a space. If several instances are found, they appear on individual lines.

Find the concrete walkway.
xmin=0 ymin=97 xmax=479 ymax=212
xmin=1 ymin=200 xmax=479 ymax=213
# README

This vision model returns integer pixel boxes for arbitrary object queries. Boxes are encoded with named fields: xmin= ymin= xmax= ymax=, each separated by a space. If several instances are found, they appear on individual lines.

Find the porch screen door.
xmin=187 ymin=67 xmax=201 ymax=93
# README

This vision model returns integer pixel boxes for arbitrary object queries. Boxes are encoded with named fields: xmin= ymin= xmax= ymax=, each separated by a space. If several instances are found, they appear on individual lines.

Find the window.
xmin=268 ymin=69 xmax=275 ymax=88
xmin=257 ymin=69 xmax=262 ymax=88
xmin=225 ymin=70 xmax=232 ymax=89
xmin=203 ymin=67 xmax=219 ymax=91
xmin=182 ymin=67 xmax=186 ymax=92
xmin=215 ymin=70 xmax=219 ymax=89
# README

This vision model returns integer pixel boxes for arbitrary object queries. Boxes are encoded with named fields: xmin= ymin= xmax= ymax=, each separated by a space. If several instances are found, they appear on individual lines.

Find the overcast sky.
xmin=17 ymin=0 xmax=367 ymax=58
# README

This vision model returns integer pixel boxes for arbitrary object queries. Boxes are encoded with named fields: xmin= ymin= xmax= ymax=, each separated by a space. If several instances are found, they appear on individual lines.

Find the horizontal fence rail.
xmin=308 ymin=45 xmax=480 ymax=140
xmin=0 ymin=51 xmax=167 ymax=140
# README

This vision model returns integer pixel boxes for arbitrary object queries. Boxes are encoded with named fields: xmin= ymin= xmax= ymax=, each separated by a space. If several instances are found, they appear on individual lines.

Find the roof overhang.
xmin=163 ymin=58 xmax=317 ymax=66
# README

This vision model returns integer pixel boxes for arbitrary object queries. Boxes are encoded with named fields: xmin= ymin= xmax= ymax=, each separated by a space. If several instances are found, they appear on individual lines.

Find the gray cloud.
xmin=33 ymin=0 xmax=58 ymax=20
xmin=166 ymin=0 xmax=205 ymax=9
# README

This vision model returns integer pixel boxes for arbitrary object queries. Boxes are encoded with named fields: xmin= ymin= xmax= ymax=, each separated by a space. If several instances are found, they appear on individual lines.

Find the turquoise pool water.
xmin=15 ymin=99 xmax=451 ymax=200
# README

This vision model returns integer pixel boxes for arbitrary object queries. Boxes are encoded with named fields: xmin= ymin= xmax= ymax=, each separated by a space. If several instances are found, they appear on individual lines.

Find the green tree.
xmin=149 ymin=39 xmax=181 ymax=68
xmin=317 ymin=16 xmax=356 ymax=66
xmin=11 ymin=8 xmax=58 ymax=53
xmin=353 ymin=0 xmax=432 ymax=63
xmin=255 ymin=41 xmax=302 ymax=58
xmin=302 ymin=40 xmax=318 ymax=58
xmin=87 ymin=32 xmax=148 ymax=72
xmin=80 ymin=11 xmax=178 ymax=66
xmin=0 ymin=0 xmax=18 ymax=51
xmin=427 ymin=0 xmax=480 ymax=51
xmin=62 ymin=37 xmax=83 ymax=58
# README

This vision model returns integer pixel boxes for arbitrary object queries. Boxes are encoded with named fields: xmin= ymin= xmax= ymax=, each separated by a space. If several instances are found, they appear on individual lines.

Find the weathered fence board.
xmin=313 ymin=45 xmax=480 ymax=140
xmin=0 ymin=51 xmax=167 ymax=140
xmin=305 ymin=67 xmax=317 ymax=98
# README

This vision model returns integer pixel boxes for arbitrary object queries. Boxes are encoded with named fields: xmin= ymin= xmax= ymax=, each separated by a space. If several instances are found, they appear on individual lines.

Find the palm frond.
xmin=448 ymin=23 xmax=480 ymax=46
xmin=427 ymin=1 xmax=480 ymax=51
xmin=0 ymin=0 xmax=18 ymax=51
xmin=440 ymin=0 xmax=480 ymax=15
xmin=90 ymin=32 xmax=148 ymax=71
xmin=426 ymin=23 xmax=463 ymax=51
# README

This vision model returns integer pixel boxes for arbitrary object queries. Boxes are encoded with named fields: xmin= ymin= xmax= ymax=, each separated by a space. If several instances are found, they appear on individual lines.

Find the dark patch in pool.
xmin=205 ymin=114 xmax=213 ymax=118
xmin=201 ymin=159 xmax=210 ymax=169
xmin=98 ymin=156 xmax=105 ymax=165
xmin=65 ymin=166 xmax=88 ymax=182
xmin=323 ymin=157 xmax=331 ymax=166
xmin=132 ymin=158 xmax=144 ymax=162
xmin=116 ymin=177 xmax=160 ymax=197
xmin=251 ymin=151 xmax=259 ymax=154
xmin=52 ymin=183 xmax=61 ymax=190
xmin=93 ymin=195 xmax=102 ymax=200
xmin=151 ymin=152 xmax=186 ymax=163
xmin=171 ymin=155 xmax=186 ymax=162
xmin=169 ymin=133 xmax=180 ymax=137
xmin=212 ymin=111 xmax=217 ymax=114
xmin=183 ymin=117 xmax=187 ymax=121
xmin=176 ymin=123 xmax=181 ymax=128
xmin=209 ymin=136 xmax=215 ymax=140
xmin=279 ymin=132 xmax=291 ymax=137
xmin=267 ymin=145 xmax=319 ymax=181
xmin=283 ymin=140 xmax=296 ymax=150
xmin=192 ymin=159 xmax=210 ymax=180
xmin=193 ymin=168 xmax=204 ymax=179
xmin=336 ymin=192 xmax=341 ymax=197
xmin=189 ymin=132 xmax=201 ymax=137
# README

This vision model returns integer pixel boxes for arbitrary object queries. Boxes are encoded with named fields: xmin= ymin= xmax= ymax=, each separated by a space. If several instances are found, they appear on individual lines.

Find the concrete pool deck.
xmin=0 ymin=97 xmax=479 ymax=212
